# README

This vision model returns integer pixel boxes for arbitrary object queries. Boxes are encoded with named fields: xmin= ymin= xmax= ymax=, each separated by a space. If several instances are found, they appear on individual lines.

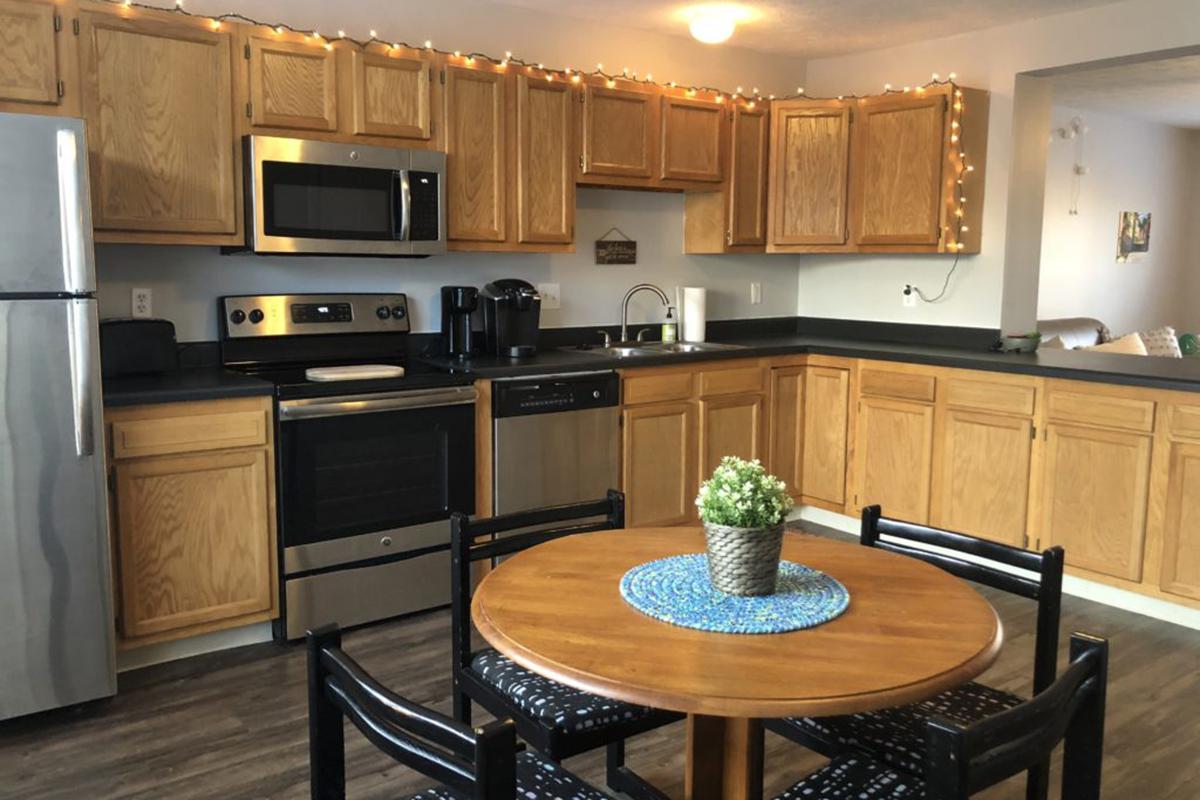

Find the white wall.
xmin=796 ymin=0 xmax=1200 ymax=329
xmin=95 ymin=1 xmax=807 ymax=340
xmin=1037 ymin=106 xmax=1197 ymax=337
xmin=97 ymin=189 xmax=800 ymax=339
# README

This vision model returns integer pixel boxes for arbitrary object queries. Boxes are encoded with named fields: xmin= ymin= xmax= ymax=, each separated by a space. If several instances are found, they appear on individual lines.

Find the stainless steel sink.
xmin=561 ymin=341 xmax=746 ymax=359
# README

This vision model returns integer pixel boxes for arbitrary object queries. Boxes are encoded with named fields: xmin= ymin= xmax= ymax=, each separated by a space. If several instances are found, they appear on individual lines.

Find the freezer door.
xmin=0 ymin=113 xmax=94 ymax=295
xmin=0 ymin=298 xmax=114 ymax=720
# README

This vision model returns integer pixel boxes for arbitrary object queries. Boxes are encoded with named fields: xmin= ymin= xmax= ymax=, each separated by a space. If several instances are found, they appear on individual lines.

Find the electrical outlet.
xmin=536 ymin=282 xmax=561 ymax=310
xmin=902 ymin=285 xmax=917 ymax=308
xmin=750 ymin=281 xmax=762 ymax=305
xmin=131 ymin=287 xmax=153 ymax=318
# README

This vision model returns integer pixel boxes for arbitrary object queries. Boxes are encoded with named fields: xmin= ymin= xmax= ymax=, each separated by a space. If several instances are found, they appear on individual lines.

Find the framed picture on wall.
xmin=1117 ymin=211 xmax=1151 ymax=262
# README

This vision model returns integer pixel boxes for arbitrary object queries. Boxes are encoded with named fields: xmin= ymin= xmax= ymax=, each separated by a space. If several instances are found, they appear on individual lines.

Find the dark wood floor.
xmin=2 ymin=526 xmax=1198 ymax=799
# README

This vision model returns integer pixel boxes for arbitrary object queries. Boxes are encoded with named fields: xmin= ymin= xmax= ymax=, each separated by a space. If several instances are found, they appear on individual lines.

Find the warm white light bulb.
xmin=688 ymin=4 xmax=743 ymax=45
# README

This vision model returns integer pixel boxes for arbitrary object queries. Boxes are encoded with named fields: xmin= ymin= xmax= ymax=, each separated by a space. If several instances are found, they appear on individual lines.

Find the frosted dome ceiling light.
xmin=686 ymin=4 xmax=748 ymax=44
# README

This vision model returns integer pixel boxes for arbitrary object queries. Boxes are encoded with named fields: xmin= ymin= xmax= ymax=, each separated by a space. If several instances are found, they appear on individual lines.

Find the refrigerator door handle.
xmin=67 ymin=299 xmax=96 ymax=458
xmin=56 ymin=127 xmax=93 ymax=294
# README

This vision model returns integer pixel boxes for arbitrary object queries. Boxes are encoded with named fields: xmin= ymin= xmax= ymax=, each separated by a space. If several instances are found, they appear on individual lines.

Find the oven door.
xmin=277 ymin=386 xmax=476 ymax=575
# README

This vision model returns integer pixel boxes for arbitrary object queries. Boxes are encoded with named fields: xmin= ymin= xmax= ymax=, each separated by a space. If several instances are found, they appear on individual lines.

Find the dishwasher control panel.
xmin=493 ymin=372 xmax=619 ymax=418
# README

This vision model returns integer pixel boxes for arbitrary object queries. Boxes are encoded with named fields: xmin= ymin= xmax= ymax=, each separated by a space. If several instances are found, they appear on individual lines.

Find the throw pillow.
xmin=1041 ymin=336 xmax=1066 ymax=349
xmin=1084 ymin=332 xmax=1148 ymax=356
xmin=1138 ymin=326 xmax=1183 ymax=358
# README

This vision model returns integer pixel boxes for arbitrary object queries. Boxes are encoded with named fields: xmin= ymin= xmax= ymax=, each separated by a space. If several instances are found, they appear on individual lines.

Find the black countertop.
xmin=103 ymin=368 xmax=275 ymax=407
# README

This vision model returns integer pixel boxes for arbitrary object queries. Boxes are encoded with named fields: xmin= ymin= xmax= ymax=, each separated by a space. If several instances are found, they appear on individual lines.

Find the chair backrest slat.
xmin=470 ymin=521 xmax=615 ymax=561
xmin=871 ymin=540 xmax=1043 ymax=599
xmin=457 ymin=496 xmax=620 ymax=541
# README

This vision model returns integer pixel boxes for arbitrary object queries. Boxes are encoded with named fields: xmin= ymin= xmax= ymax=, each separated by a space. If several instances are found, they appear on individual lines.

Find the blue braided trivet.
xmin=619 ymin=553 xmax=849 ymax=634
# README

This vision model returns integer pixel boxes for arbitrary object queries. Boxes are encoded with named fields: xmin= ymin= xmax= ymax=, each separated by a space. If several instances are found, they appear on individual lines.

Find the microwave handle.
xmin=396 ymin=170 xmax=412 ymax=242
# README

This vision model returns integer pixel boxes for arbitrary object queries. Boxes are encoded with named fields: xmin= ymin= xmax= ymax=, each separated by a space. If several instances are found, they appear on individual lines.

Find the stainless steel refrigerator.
xmin=0 ymin=112 xmax=115 ymax=720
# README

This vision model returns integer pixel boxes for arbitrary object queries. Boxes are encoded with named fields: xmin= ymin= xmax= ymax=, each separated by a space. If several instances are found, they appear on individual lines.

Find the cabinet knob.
xmin=380 ymin=536 xmax=393 ymax=548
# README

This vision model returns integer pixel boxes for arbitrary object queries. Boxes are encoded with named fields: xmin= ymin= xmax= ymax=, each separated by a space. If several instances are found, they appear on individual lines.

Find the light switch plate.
xmin=537 ymin=283 xmax=561 ymax=310
xmin=132 ymin=287 xmax=153 ymax=318
xmin=750 ymin=282 xmax=762 ymax=305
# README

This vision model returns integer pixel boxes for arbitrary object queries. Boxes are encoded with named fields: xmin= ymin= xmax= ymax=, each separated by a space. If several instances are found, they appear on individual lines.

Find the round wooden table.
xmin=472 ymin=528 xmax=1003 ymax=800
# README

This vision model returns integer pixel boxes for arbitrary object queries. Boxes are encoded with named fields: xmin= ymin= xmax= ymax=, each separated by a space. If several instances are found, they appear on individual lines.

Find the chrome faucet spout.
xmin=620 ymin=283 xmax=670 ymax=342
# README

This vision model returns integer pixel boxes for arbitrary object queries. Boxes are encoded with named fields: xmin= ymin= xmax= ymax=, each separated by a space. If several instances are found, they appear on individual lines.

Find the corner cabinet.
xmin=767 ymin=100 xmax=851 ymax=250
xmin=684 ymin=101 xmax=769 ymax=253
xmin=800 ymin=363 xmax=852 ymax=510
xmin=78 ymin=4 xmax=240 ymax=244
xmin=105 ymin=397 xmax=278 ymax=647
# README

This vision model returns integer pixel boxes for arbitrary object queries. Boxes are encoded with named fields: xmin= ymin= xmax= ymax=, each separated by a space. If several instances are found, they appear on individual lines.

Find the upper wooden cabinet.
xmin=444 ymin=64 xmax=507 ymax=244
xmin=78 ymin=5 xmax=239 ymax=243
xmin=246 ymin=34 xmax=337 ymax=131
xmin=684 ymin=101 xmax=768 ymax=254
xmin=580 ymin=83 xmax=657 ymax=180
xmin=516 ymin=74 xmax=574 ymax=244
xmin=0 ymin=0 xmax=66 ymax=110
xmin=767 ymin=100 xmax=851 ymax=249
xmin=349 ymin=49 xmax=432 ymax=140
xmin=660 ymin=95 xmax=723 ymax=183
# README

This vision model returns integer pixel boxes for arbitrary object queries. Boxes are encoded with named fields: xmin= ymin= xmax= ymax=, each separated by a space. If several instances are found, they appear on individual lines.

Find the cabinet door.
xmin=516 ymin=75 xmax=574 ymax=244
xmin=350 ymin=50 xmax=431 ymax=139
xmin=934 ymin=409 xmax=1033 ymax=547
xmin=801 ymin=366 xmax=850 ymax=507
xmin=660 ymin=95 xmax=723 ymax=182
xmin=581 ymin=84 xmax=656 ymax=178
xmin=0 ymin=0 xmax=59 ymax=105
xmin=768 ymin=102 xmax=850 ymax=246
xmin=623 ymin=402 xmax=697 ymax=527
xmin=79 ymin=10 xmax=236 ymax=235
xmin=445 ymin=65 xmax=507 ymax=243
xmin=247 ymin=35 xmax=337 ymax=131
xmin=1040 ymin=424 xmax=1151 ymax=581
xmin=729 ymin=103 xmax=768 ymax=246
xmin=769 ymin=367 xmax=804 ymax=500
xmin=1159 ymin=441 xmax=1200 ymax=600
xmin=854 ymin=397 xmax=935 ymax=523
xmin=699 ymin=393 xmax=765 ymax=480
xmin=114 ymin=448 xmax=274 ymax=638
xmin=854 ymin=95 xmax=946 ymax=245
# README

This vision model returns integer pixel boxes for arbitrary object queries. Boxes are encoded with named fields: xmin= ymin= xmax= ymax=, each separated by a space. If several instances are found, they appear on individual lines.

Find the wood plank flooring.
xmin=1 ymin=524 xmax=1198 ymax=799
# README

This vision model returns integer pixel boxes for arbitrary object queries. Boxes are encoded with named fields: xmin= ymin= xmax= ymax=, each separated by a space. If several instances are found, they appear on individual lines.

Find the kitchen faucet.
xmin=620 ymin=283 xmax=670 ymax=343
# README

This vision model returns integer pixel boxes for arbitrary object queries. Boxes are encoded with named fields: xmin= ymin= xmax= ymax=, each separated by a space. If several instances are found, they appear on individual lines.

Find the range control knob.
xmin=376 ymin=306 xmax=391 ymax=319
xmin=248 ymin=309 xmax=264 ymax=324
xmin=391 ymin=305 xmax=407 ymax=320
xmin=229 ymin=309 xmax=246 ymax=325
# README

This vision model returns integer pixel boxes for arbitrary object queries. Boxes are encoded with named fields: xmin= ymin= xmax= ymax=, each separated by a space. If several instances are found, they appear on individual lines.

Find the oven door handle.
xmin=279 ymin=386 xmax=478 ymax=421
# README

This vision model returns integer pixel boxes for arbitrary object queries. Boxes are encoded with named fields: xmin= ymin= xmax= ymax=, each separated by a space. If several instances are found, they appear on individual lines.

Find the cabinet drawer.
xmin=1167 ymin=405 xmax=1200 ymax=441
xmin=859 ymin=368 xmax=936 ymax=403
xmin=111 ymin=409 xmax=269 ymax=459
xmin=623 ymin=371 xmax=694 ymax=405
xmin=944 ymin=377 xmax=1036 ymax=416
xmin=698 ymin=365 xmax=766 ymax=397
xmin=1046 ymin=390 xmax=1155 ymax=433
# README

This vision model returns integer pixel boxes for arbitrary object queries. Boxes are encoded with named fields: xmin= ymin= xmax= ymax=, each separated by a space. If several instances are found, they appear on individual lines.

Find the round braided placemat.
xmin=619 ymin=554 xmax=850 ymax=634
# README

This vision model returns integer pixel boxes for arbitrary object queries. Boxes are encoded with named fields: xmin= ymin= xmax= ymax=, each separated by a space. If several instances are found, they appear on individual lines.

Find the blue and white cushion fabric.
xmin=405 ymin=751 xmax=611 ymax=799
xmin=470 ymin=649 xmax=654 ymax=733
xmin=781 ymin=681 xmax=1024 ymax=775
xmin=774 ymin=754 xmax=924 ymax=799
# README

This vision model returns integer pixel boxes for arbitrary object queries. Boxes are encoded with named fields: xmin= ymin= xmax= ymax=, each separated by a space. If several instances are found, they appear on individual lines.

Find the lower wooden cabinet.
xmin=1158 ymin=439 xmax=1200 ymax=600
xmin=105 ymin=397 xmax=278 ymax=647
xmin=768 ymin=366 xmax=805 ymax=501
xmin=801 ymin=366 xmax=850 ymax=509
xmin=853 ymin=396 xmax=934 ymax=523
xmin=622 ymin=401 xmax=697 ymax=527
xmin=699 ymin=393 xmax=765 ymax=478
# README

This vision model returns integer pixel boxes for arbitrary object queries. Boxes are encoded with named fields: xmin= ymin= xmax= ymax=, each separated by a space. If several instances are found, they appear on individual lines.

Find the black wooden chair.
xmin=307 ymin=624 xmax=612 ymax=800
xmin=765 ymin=505 xmax=1065 ymax=800
xmin=450 ymin=491 xmax=682 ymax=800
xmin=772 ymin=632 xmax=1109 ymax=800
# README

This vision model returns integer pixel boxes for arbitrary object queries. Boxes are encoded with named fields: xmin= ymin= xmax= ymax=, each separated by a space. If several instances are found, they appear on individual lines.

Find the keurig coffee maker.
xmin=440 ymin=286 xmax=478 ymax=360
xmin=480 ymin=279 xmax=540 ymax=358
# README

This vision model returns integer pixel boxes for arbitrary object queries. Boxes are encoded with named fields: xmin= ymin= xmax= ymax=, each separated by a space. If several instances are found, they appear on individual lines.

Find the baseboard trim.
xmin=116 ymin=622 xmax=275 ymax=673
xmin=796 ymin=506 xmax=1200 ymax=632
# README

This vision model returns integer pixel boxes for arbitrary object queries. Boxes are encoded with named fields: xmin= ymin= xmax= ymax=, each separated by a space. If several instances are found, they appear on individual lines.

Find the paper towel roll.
xmin=681 ymin=287 xmax=707 ymax=343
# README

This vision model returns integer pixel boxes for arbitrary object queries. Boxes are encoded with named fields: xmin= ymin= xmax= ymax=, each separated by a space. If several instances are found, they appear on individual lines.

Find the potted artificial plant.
xmin=696 ymin=457 xmax=794 ymax=596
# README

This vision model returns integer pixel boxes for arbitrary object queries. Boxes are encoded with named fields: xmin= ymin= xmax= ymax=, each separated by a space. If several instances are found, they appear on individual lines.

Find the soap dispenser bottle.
xmin=662 ymin=306 xmax=678 ymax=343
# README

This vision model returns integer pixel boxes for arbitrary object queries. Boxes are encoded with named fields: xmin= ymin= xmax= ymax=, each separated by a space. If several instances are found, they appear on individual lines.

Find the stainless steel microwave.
xmin=243 ymin=136 xmax=445 ymax=257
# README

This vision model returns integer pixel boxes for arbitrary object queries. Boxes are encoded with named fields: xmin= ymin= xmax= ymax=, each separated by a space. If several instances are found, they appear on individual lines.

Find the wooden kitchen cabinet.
xmin=246 ymin=33 xmax=337 ymax=131
xmin=444 ymin=64 xmax=507 ymax=244
xmin=699 ymin=393 xmax=765 ymax=478
xmin=622 ymin=401 xmax=697 ymax=527
xmin=769 ymin=366 xmax=805 ymax=501
xmin=660 ymin=94 xmax=724 ymax=183
xmin=683 ymin=101 xmax=768 ymax=253
xmin=516 ymin=73 xmax=575 ymax=244
xmin=767 ymin=100 xmax=851 ymax=250
xmin=106 ymin=397 xmax=278 ymax=647
xmin=580 ymin=82 xmax=657 ymax=182
xmin=349 ymin=48 xmax=433 ymax=140
xmin=1157 ymin=439 xmax=1200 ymax=600
xmin=800 ymin=365 xmax=851 ymax=510
xmin=78 ymin=4 xmax=240 ymax=243
xmin=853 ymin=395 xmax=935 ymax=523
xmin=0 ymin=0 xmax=77 ymax=115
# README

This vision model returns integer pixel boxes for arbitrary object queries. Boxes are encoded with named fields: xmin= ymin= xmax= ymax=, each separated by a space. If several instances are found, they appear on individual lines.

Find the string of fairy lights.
xmin=106 ymin=0 xmax=976 ymax=280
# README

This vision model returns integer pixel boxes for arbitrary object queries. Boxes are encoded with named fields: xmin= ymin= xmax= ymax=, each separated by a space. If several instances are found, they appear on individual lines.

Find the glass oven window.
xmin=263 ymin=161 xmax=396 ymax=240
xmin=279 ymin=404 xmax=474 ymax=549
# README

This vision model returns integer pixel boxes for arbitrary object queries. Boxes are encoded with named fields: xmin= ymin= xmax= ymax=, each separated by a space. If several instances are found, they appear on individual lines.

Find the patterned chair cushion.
xmin=470 ymin=649 xmax=654 ymax=734
xmin=779 ymin=681 xmax=1024 ymax=775
xmin=774 ymin=754 xmax=925 ymax=799
xmin=406 ymin=750 xmax=611 ymax=799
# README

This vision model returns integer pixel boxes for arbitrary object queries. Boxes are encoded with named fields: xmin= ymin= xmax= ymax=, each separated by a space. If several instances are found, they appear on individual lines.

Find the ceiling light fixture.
xmin=685 ymin=4 xmax=749 ymax=45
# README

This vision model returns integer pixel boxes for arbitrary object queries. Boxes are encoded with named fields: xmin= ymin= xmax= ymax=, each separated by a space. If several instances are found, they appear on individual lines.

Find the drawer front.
xmin=1167 ymin=404 xmax=1200 ymax=441
xmin=944 ymin=377 xmax=1036 ymax=416
xmin=623 ymin=371 xmax=694 ymax=405
xmin=859 ymin=368 xmax=936 ymax=403
xmin=112 ymin=409 xmax=269 ymax=459
xmin=698 ymin=365 xmax=766 ymax=397
xmin=1046 ymin=390 xmax=1155 ymax=433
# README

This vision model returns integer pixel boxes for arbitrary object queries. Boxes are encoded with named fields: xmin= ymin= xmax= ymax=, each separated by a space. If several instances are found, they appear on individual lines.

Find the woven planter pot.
xmin=703 ymin=522 xmax=785 ymax=596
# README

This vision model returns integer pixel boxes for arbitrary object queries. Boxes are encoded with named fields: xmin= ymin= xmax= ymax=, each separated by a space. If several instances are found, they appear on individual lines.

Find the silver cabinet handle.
xmin=67 ymin=299 xmax=96 ymax=457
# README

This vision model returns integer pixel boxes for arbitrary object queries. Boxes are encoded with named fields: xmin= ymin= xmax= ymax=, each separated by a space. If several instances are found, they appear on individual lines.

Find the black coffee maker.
xmin=441 ymin=286 xmax=478 ymax=360
xmin=480 ymin=279 xmax=540 ymax=358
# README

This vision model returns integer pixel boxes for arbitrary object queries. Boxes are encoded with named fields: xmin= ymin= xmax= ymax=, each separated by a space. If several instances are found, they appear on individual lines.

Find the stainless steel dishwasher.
xmin=493 ymin=371 xmax=620 ymax=515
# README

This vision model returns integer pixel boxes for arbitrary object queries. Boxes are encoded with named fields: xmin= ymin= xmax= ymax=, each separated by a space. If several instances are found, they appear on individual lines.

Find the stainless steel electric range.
xmin=220 ymin=293 xmax=475 ymax=640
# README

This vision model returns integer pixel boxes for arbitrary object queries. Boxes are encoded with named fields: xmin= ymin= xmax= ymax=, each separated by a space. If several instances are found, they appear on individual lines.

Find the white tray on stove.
xmin=305 ymin=364 xmax=406 ymax=382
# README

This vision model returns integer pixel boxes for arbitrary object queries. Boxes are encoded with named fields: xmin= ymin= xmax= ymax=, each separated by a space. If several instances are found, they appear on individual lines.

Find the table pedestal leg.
xmin=684 ymin=714 xmax=764 ymax=800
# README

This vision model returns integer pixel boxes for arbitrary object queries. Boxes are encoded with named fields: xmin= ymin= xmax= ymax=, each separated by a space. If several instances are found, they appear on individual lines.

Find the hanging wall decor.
xmin=1117 ymin=211 xmax=1151 ymax=262
xmin=595 ymin=227 xmax=637 ymax=264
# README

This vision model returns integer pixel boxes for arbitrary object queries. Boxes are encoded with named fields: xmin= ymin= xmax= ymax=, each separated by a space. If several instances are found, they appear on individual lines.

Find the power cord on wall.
xmin=906 ymin=248 xmax=961 ymax=304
